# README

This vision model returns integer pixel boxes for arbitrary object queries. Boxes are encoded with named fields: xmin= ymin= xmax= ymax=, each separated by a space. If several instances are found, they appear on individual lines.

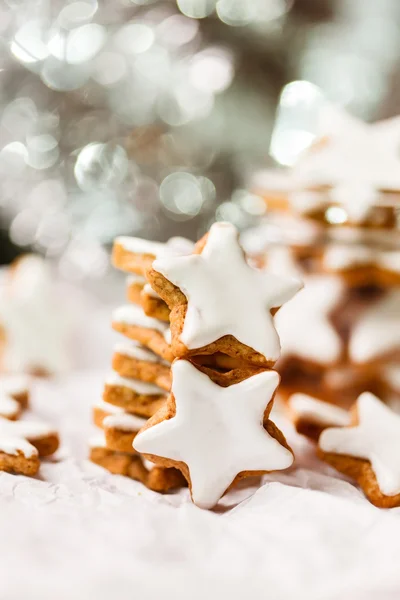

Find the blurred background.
xmin=0 ymin=0 xmax=400 ymax=281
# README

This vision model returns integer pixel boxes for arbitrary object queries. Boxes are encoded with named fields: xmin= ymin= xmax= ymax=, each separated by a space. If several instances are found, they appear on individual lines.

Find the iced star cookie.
xmin=0 ymin=416 xmax=59 ymax=476
xmin=258 ymin=109 xmax=400 ymax=227
xmin=322 ymin=245 xmax=400 ymax=286
xmin=0 ymin=375 xmax=30 ymax=419
xmin=111 ymin=341 xmax=171 ymax=393
xmin=0 ymin=254 xmax=70 ymax=375
xmin=112 ymin=304 xmax=174 ymax=363
xmin=126 ymin=274 xmax=146 ymax=304
xmin=113 ymin=236 xmax=194 ymax=276
xmin=102 ymin=412 xmax=147 ymax=454
xmin=134 ymin=359 xmax=294 ymax=509
xmin=104 ymin=368 xmax=167 ymax=417
xmin=288 ymin=393 xmax=350 ymax=442
xmin=146 ymin=222 xmax=302 ymax=367
xmin=89 ymin=435 xmax=186 ymax=492
xmin=275 ymin=275 xmax=344 ymax=367
xmin=318 ymin=392 xmax=400 ymax=508
xmin=349 ymin=289 xmax=400 ymax=365
xmin=140 ymin=283 xmax=171 ymax=322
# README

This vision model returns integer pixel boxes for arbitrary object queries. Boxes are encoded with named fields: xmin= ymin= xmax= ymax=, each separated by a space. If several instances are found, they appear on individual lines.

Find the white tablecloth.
xmin=1 ymin=369 xmax=400 ymax=600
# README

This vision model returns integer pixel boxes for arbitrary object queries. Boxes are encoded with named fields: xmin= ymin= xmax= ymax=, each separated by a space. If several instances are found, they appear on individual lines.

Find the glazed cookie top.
xmin=349 ymin=289 xmax=400 ymax=364
xmin=0 ymin=417 xmax=57 ymax=458
xmin=116 ymin=236 xmax=194 ymax=259
xmin=323 ymin=245 xmax=400 ymax=274
xmin=275 ymin=275 xmax=344 ymax=365
xmin=152 ymin=222 xmax=302 ymax=362
xmin=291 ymin=112 xmax=400 ymax=223
xmin=319 ymin=392 xmax=400 ymax=496
xmin=134 ymin=359 xmax=293 ymax=509
xmin=289 ymin=394 xmax=350 ymax=428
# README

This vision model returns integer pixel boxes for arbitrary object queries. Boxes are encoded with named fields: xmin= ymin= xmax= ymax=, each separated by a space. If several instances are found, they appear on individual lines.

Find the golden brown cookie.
xmin=89 ymin=436 xmax=186 ymax=492
xmin=0 ymin=416 xmax=59 ymax=476
xmin=287 ymin=393 xmax=350 ymax=442
xmin=146 ymin=222 xmax=301 ymax=368
xmin=318 ymin=392 xmax=400 ymax=508
xmin=134 ymin=359 xmax=294 ymax=509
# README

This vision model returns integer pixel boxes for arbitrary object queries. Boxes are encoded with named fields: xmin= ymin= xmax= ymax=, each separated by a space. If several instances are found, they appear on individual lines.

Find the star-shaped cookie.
xmin=318 ymin=392 xmax=400 ymax=508
xmin=146 ymin=222 xmax=302 ymax=367
xmin=0 ymin=255 xmax=70 ymax=375
xmin=133 ymin=359 xmax=294 ymax=509
xmin=275 ymin=275 xmax=344 ymax=366
xmin=349 ymin=289 xmax=400 ymax=364
xmin=0 ymin=416 xmax=59 ymax=475
xmin=292 ymin=111 xmax=400 ymax=224
xmin=323 ymin=244 xmax=400 ymax=286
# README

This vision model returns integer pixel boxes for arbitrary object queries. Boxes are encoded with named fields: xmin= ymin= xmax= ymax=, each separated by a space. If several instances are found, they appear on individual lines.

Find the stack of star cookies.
xmin=90 ymin=223 xmax=303 ymax=507
xmin=246 ymin=108 xmax=400 ymax=410
xmin=89 ymin=236 xmax=196 ymax=492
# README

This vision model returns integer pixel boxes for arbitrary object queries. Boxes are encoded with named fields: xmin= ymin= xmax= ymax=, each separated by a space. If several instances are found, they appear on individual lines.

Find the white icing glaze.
xmin=93 ymin=400 xmax=124 ymax=415
xmin=275 ymin=275 xmax=344 ymax=365
xmin=89 ymin=434 xmax=106 ymax=449
xmin=114 ymin=341 xmax=161 ymax=363
xmin=0 ymin=255 xmax=70 ymax=374
xmin=0 ymin=416 xmax=56 ymax=458
xmin=104 ymin=413 xmax=147 ymax=432
xmin=289 ymin=393 xmax=350 ymax=428
xmin=116 ymin=236 xmax=194 ymax=259
xmin=134 ymin=359 xmax=293 ymax=509
xmin=319 ymin=392 xmax=400 ymax=496
xmin=126 ymin=274 xmax=146 ymax=286
xmin=349 ymin=289 xmax=400 ymax=363
xmin=0 ymin=374 xmax=29 ymax=396
xmin=142 ymin=458 xmax=155 ymax=471
xmin=291 ymin=113 xmax=400 ymax=223
xmin=323 ymin=245 xmax=400 ymax=274
xmin=142 ymin=283 xmax=159 ymax=298
xmin=106 ymin=372 xmax=165 ymax=396
xmin=113 ymin=305 xmax=168 ymax=335
xmin=0 ymin=394 xmax=20 ymax=419
xmin=153 ymin=223 xmax=302 ymax=361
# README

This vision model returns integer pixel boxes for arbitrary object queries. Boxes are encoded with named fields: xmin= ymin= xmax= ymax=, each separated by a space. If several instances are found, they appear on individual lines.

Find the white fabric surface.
xmin=1 ymin=370 xmax=400 ymax=600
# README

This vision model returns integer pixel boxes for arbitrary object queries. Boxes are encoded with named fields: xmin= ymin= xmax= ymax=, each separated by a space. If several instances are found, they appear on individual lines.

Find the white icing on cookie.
xmin=89 ymin=434 xmax=106 ymax=449
xmin=319 ymin=392 xmax=400 ymax=496
xmin=289 ymin=393 xmax=350 ymax=428
xmin=0 ymin=417 xmax=56 ymax=458
xmin=114 ymin=341 xmax=161 ymax=363
xmin=0 ymin=374 xmax=30 ymax=419
xmin=106 ymin=372 xmax=165 ymax=396
xmin=142 ymin=283 xmax=159 ymax=298
xmin=93 ymin=400 xmax=124 ymax=415
xmin=126 ymin=274 xmax=146 ymax=286
xmin=153 ymin=223 xmax=302 ymax=361
xmin=113 ymin=305 xmax=168 ymax=335
xmin=0 ymin=374 xmax=30 ymax=397
xmin=349 ymin=289 xmax=400 ymax=363
xmin=323 ymin=245 xmax=400 ymax=274
xmin=142 ymin=458 xmax=155 ymax=471
xmin=291 ymin=113 xmax=400 ymax=223
xmin=275 ymin=275 xmax=344 ymax=365
xmin=0 ymin=255 xmax=70 ymax=374
xmin=134 ymin=359 xmax=293 ymax=509
xmin=104 ymin=413 xmax=147 ymax=432
xmin=116 ymin=236 xmax=194 ymax=258
xmin=0 ymin=394 xmax=20 ymax=419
